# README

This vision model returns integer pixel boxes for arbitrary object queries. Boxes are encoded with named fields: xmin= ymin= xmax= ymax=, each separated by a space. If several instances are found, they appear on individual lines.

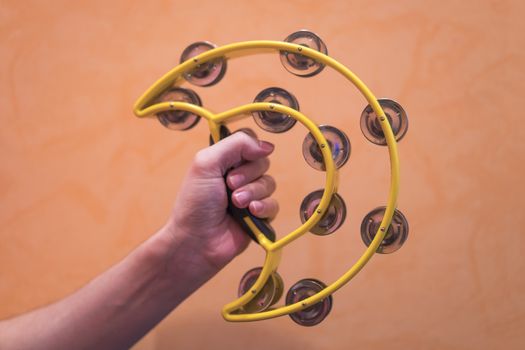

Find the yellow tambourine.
xmin=133 ymin=30 xmax=409 ymax=326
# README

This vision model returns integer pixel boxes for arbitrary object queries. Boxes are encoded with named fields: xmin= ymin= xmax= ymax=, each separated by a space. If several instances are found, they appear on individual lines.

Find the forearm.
xmin=0 ymin=224 xmax=218 ymax=350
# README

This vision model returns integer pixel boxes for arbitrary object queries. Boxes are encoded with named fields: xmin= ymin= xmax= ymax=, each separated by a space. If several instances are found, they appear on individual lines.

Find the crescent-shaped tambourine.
xmin=133 ymin=30 xmax=409 ymax=326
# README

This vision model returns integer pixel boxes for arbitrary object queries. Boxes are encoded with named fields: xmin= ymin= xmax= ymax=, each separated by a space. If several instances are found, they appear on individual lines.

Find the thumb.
xmin=192 ymin=131 xmax=274 ymax=177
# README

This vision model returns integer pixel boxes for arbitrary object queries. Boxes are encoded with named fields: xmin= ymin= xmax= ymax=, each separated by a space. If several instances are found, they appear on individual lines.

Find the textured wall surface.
xmin=1 ymin=0 xmax=524 ymax=349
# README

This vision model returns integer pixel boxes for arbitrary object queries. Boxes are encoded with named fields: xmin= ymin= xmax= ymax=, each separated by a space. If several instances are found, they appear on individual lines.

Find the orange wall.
xmin=1 ymin=0 xmax=524 ymax=349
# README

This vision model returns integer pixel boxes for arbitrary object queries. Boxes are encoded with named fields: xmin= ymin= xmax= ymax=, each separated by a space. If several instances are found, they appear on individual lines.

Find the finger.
xmin=192 ymin=132 xmax=274 ymax=177
xmin=226 ymin=157 xmax=270 ymax=190
xmin=231 ymin=175 xmax=276 ymax=208
xmin=234 ymin=128 xmax=258 ymax=139
xmin=249 ymin=198 xmax=279 ymax=220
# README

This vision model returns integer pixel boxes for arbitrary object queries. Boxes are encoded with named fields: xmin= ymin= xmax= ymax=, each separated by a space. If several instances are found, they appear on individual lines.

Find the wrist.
xmin=140 ymin=223 xmax=222 ymax=298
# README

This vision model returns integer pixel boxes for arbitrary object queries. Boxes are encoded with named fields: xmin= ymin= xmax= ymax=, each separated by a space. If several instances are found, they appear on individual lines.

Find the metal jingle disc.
xmin=180 ymin=41 xmax=227 ymax=87
xmin=302 ymin=125 xmax=351 ymax=171
xmin=252 ymin=87 xmax=299 ymax=133
xmin=155 ymin=88 xmax=202 ymax=130
xmin=238 ymin=267 xmax=279 ymax=313
xmin=360 ymin=98 xmax=409 ymax=146
xmin=360 ymin=207 xmax=409 ymax=254
xmin=280 ymin=30 xmax=328 ymax=77
xmin=270 ymin=271 xmax=285 ymax=306
xmin=286 ymin=278 xmax=333 ymax=327
xmin=299 ymin=189 xmax=347 ymax=236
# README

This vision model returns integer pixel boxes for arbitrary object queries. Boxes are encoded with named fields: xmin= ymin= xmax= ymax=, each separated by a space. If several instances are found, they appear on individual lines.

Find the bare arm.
xmin=0 ymin=227 xmax=209 ymax=350
xmin=0 ymin=132 xmax=277 ymax=350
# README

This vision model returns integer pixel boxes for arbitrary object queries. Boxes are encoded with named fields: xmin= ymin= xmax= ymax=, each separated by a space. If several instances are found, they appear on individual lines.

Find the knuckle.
xmin=268 ymin=199 xmax=279 ymax=217
xmin=192 ymin=149 xmax=212 ymax=172
xmin=263 ymin=175 xmax=276 ymax=190
xmin=234 ymin=130 xmax=252 ymax=143
xmin=236 ymin=128 xmax=258 ymax=139
xmin=260 ymin=198 xmax=278 ymax=217
xmin=260 ymin=157 xmax=271 ymax=172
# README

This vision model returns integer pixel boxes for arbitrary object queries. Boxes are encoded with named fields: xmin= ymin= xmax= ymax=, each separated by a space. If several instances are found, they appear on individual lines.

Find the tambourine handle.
xmin=210 ymin=126 xmax=276 ymax=243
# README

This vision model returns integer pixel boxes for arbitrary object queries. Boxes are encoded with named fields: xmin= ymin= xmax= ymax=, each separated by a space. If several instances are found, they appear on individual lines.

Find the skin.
xmin=0 ymin=131 xmax=278 ymax=350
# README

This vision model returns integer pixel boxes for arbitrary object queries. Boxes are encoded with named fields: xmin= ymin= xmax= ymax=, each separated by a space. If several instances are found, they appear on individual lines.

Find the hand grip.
xmin=210 ymin=126 xmax=276 ymax=243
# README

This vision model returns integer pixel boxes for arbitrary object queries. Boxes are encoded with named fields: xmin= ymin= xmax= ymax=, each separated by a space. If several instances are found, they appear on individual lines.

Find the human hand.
xmin=0 ymin=133 xmax=277 ymax=350
xmin=164 ymin=130 xmax=278 ymax=274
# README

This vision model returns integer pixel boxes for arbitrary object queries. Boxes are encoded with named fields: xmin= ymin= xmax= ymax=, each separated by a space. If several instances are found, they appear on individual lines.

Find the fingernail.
xmin=228 ymin=174 xmax=244 ymax=189
xmin=234 ymin=191 xmax=250 ymax=207
xmin=250 ymin=201 xmax=263 ymax=214
xmin=259 ymin=141 xmax=274 ymax=153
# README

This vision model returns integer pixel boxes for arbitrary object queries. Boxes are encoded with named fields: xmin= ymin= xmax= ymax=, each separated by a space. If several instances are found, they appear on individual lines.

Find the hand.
xmin=0 ymin=131 xmax=279 ymax=350
xmin=165 ymin=131 xmax=278 ymax=272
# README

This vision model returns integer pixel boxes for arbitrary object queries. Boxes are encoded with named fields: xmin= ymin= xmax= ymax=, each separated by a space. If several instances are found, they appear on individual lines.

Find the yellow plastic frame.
xmin=133 ymin=40 xmax=400 ymax=322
